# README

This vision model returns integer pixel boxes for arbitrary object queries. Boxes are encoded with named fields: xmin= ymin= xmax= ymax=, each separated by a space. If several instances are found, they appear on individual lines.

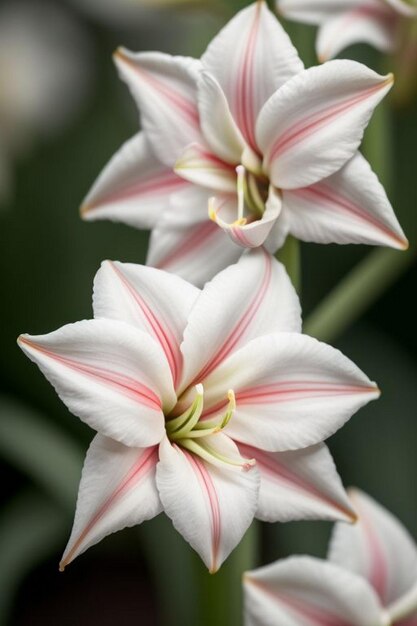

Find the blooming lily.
xmin=244 ymin=488 xmax=417 ymax=625
xmin=18 ymin=251 xmax=379 ymax=572
xmin=278 ymin=0 xmax=417 ymax=62
xmin=81 ymin=0 xmax=407 ymax=287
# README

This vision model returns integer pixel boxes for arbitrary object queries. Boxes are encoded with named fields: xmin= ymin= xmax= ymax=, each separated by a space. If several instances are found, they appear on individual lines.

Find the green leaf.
xmin=0 ymin=395 xmax=84 ymax=510
xmin=0 ymin=490 xmax=67 ymax=624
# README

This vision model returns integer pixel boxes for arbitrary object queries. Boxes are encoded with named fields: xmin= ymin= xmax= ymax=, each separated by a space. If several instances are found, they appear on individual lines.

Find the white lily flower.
xmin=278 ymin=0 xmax=417 ymax=62
xmin=244 ymin=487 xmax=417 ymax=625
xmin=18 ymin=251 xmax=379 ymax=572
xmin=81 ymin=0 xmax=407 ymax=287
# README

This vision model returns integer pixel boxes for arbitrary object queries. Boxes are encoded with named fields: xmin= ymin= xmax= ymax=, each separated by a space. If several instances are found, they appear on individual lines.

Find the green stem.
xmin=362 ymin=98 xmax=393 ymax=193
xmin=194 ymin=522 xmax=258 ymax=626
xmin=304 ymin=246 xmax=416 ymax=344
xmin=275 ymin=235 xmax=301 ymax=293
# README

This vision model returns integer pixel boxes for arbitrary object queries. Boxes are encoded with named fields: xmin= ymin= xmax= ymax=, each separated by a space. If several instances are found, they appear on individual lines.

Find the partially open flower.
xmin=244 ymin=488 xmax=417 ymax=625
xmin=278 ymin=0 xmax=417 ymax=62
xmin=18 ymin=251 xmax=379 ymax=572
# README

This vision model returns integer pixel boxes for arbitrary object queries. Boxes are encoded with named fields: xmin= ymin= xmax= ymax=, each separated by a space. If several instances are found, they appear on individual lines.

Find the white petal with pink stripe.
xmin=81 ymin=132 xmax=190 ymax=228
xmin=257 ymin=60 xmax=393 ymax=190
xmin=238 ymin=442 xmax=356 ymax=523
xmin=18 ymin=319 xmax=176 ymax=448
xmin=244 ymin=556 xmax=386 ymax=626
xmin=157 ymin=435 xmax=260 ymax=573
xmin=328 ymin=489 xmax=417 ymax=612
xmin=283 ymin=152 xmax=408 ymax=249
xmin=114 ymin=50 xmax=203 ymax=167
xmin=60 ymin=435 xmax=161 ymax=570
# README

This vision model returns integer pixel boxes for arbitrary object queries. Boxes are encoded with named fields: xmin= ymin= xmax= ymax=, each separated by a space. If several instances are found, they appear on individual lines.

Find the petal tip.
xmin=59 ymin=561 xmax=66 ymax=573
xmin=80 ymin=202 xmax=91 ymax=219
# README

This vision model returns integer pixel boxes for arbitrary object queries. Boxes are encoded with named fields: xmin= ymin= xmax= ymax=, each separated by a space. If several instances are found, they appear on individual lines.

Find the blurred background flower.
xmin=0 ymin=0 xmax=93 ymax=205
xmin=0 ymin=1 xmax=416 ymax=625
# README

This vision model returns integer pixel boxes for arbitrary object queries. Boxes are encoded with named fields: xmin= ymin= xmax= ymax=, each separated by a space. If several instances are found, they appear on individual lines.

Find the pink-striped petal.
xmin=277 ymin=0 xmax=362 ymax=24
xmin=114 ymin=49 xmax=203 ymax=167
xmin=283 ymin=152 xmax=408 ymax=249
xmin=179 ymin=249 xmax=302 ymax=393
xmin=93 ymin=261 xmax=199 ymax=389
xmin=244 ymin=556 xmax=385 ymax=626
xmin=147 ymin=188 xmax=242 ymax=287
xmin=328 ymin=489 xmax=417 ymax=611
xmin=197 ymin=71 xmax=246 ymax=165
xmin=256 ymin=60 xmax=393 ymax=190
xmin=316 ymin=3 xmax=396 ymax=61
xmin=175 ymin=142 xmax=237 ymax=192
xmin=18 ymin=319 xmax=176 ymax=447
xmin=156 ymin=435 xmax=260 ymax=572
xmin=237 ymin=442 xmax=356 ymax=523
xmin=202 ymin=332 xmax=379 ymax=452
xmin=60 ymin=434 xmax=161 ymax=570
xmin=202 ymin=0 xmax=303 ymax=153
xmin=81 ymin=133 xmax=189 ymax=228
xmin=210 ymin=186 xmax=282 ymax=249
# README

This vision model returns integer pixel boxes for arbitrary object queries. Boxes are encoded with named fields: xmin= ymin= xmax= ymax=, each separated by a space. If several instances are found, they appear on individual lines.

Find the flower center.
xmin=209 ymin=164 xmax=270 ymax=230
xmin=165 ymin=384 xmax=255 ymax=471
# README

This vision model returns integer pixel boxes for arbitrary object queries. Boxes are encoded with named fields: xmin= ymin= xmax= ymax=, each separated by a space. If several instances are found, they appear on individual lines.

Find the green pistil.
xmin=166 ymin=384 xmax=204 ymax=439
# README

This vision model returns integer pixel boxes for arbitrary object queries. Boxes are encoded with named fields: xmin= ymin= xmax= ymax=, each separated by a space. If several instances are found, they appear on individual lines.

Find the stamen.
xmin=180 ymin=438 xmax=256 ymax=472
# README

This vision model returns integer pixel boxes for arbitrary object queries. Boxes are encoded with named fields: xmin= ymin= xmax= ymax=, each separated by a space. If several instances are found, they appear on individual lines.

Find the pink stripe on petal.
xmin=108 ymin=262 xmax=183 ymax=388
xmin=118 ymin=53 xmax=199 ymax=130
xmin=234 ymin=2 xmax=261 ymax=152
xmin=268 ymin=80 xmax=392 ymax=165
xmin=251 ymin=580 xmax=353 ymax=626
xmin=352 ymin=494 xmax=388 ymax=603
xmin=60 ymin=446 xmax=158 ymax=570
xmin=183 ymin=449 xmax=221 ymax=573
xmin=236 ymin=381 xmax=377 ymax=405
xmin=87 ymin=172 xmax=187 ymax=212
xmin=156 ymin=220 xmax=220 ymax=271
xmin=195 ymin=249 xmax=272 ymax=382
xmin=291 ymin=183 xmax=407 ymax=248
xmin=238 ymin=443 xmax=356 ymax=522
xmin=20 ymin=337 xmax=161 ymax=410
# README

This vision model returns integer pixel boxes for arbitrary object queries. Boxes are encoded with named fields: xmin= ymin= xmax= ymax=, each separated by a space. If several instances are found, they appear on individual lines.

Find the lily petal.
xmin=203 ymin=332 xmax=379 ymax=452
xmin=283 ymin=153 xmax=408 ymax=249
xmin=179 ymin=249 xmax=302 ymax=392
xmin=277 ymin=0 xmax=371 ymax=24
xmin=328 ymin=488 xmax=417 ymax=611
xmin=147 ymin=189 xmax=242 ymax=287
xmin=60 ymin=434 xmax=160 ymax=570
xmin=18 ymin=319 xmax=176 ymax=448
xmin=114 ymin=49 xmax=202 ymax=167
xmin=175 ymin=142 xmax=237 ymax=192
xmin=237 ymin=442 xmax=356 ymax=523
xmin=81 ymin=133 xmax=189 ymax=228
xmin=244 ymin=556 xmax=385 ymax=626
xmin=316 ymin=5 xmax=395 ymax=62
xmin=210 ymin=186 xmax=282 ymax=249
xmin=156 ymin=435 xmax=260 ymax=573
xmin=257 ymin=60 xmax=393 ymax=190
xmin=93 ymin=261 xmax=199 ymax=388
xmin=197 ymin=71 xmax=246 ymax=165
xmin=202 ymin=0 xmax=303 ymax=152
